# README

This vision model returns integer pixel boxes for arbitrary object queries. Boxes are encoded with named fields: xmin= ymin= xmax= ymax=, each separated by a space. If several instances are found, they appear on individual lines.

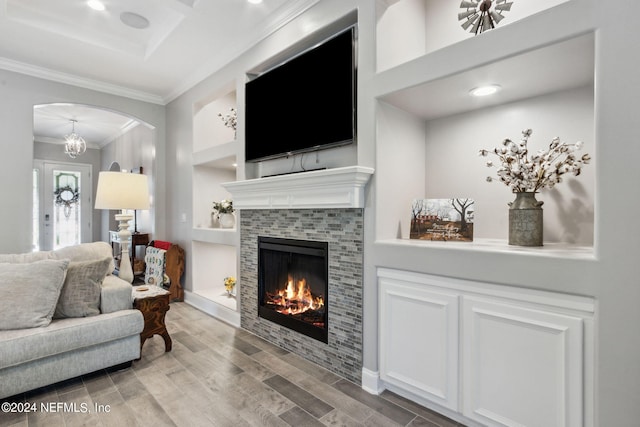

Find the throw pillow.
xmin=54 ymin=257 xmax=112 ymax=319
xmin=0 ymin=259 xmax=69 ymax=330
xmin=51 ymin=242 xmax=115 ymax=275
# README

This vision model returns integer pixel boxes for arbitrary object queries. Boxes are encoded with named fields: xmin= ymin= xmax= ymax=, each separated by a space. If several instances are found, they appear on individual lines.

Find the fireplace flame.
xmin=272 ymin=276 xmax=324 ymax=316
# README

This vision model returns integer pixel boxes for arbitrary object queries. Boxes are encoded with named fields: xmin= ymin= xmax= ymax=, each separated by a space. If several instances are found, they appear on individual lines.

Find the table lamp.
xmin=95 ymin=171 xmax=150 ymax=283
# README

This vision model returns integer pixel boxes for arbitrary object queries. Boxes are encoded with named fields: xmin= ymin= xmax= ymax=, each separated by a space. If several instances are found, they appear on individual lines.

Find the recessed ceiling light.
xmin=248 ymin=0 xmax=263 ymax=4
xmin=120 ymin=12 xmax=150 ymax=29
xmin=87 ymin=0 xmax=106 ymax=11
xmin=469 ymin=85 xmax=501 ymax=97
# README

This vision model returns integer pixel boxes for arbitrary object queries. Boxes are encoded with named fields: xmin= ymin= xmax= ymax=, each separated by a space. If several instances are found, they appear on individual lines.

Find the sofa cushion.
xmin=0 ymin=259 xmax=69 ymax=330
xmin=0 ymin=252 xmax=50 ymax=264
xmin=51 ymin=242 xmax=115 ymax=275
xmin=54 ymin=257 xmax=112 ymax=319
xmin=0 ymin=309 xmax=144 ymax=370
xmin=0 ymin=242 xmax=116 ymax=275
xmin=101 ymin=275 xmax=134 ymax=313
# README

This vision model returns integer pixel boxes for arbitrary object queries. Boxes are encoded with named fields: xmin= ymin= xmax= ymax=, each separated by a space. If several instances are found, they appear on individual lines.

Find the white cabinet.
xmin=379 ymin=278 xmax=459 ymax=411
xmin=462 ymin=297 xmax=585 ymax=427
xmin=377 ymin=268 xmax=595 ymax=427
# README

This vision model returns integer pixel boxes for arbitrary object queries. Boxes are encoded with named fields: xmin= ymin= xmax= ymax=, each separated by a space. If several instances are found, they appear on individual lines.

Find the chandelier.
xmin=64 ymin=120 xmax=87 ymax=159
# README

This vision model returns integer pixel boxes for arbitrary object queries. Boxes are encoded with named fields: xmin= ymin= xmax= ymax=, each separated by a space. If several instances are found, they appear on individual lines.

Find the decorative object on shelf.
xmin=224 ymin=276 xmax=236 ymax=297
xmin=212 ymin=199 xmax=235 ymax=228
xmin=218 ymin=107 xmax=237 ymax=138
xmin=218 ymin=213 xmax=235 ymax=229
xmin=63 ymin=119 xmax=87 ymax=158
xmin=507 ymin=191 xmax=544 ymax=246
xmin=411 ymin=199 xmax=474 ymax=242
xmin=459 ymin=0 xmax=514 ymax=35
xmin=479 ymin=128 xmax=591 ymax=246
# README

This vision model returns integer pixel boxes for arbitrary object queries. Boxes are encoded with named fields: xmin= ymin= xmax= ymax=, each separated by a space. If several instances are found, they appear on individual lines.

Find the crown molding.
xmin=33 ymin=135 xmax=100 ymax=149
xmin=0 ymin=57 xmax=165 ymax=105
xmin=99 ymin=119 xmax=141 ymax=147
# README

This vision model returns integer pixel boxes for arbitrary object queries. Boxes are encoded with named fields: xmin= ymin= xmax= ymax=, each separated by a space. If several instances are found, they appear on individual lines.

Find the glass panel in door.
xmin=41 ymin=163 xmax=91 ymax=251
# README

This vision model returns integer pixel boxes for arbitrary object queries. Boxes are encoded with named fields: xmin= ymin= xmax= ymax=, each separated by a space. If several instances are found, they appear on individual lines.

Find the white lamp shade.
xmin=95 ymin=171 xmax=150 ymax=210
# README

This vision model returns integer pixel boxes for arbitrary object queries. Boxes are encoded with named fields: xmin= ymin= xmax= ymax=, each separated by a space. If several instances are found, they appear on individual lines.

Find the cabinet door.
xmin=461 ymin=297 xmax=584 ymax=427
xmin=379 ymin=277 xmax=459 ymax=411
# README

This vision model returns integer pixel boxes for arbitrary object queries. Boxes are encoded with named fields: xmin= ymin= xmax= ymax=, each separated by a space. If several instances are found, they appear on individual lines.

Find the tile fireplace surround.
xmin=227 ymin=166 xmax=373 ymax=383
xmin=240 ymin=208 xmax=364 ymax=382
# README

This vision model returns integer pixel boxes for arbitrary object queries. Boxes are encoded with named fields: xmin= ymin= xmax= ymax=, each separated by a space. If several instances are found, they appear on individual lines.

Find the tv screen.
xmin=245 ymin=27 xmax=356 ymax=162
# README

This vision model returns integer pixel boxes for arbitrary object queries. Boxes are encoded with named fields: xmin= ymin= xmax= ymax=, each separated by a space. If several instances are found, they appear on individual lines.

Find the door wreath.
xmin=54 ymin=185 xmax=80 ymax=218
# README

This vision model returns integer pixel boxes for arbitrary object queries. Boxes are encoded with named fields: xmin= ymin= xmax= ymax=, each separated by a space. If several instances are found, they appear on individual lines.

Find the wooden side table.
xmin=132 ymin=286 xmax=172 ymax=358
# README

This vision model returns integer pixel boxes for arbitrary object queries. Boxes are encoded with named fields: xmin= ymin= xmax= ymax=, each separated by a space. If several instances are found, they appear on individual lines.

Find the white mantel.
xmin=221 ymin=166 xmax=374 ymax=209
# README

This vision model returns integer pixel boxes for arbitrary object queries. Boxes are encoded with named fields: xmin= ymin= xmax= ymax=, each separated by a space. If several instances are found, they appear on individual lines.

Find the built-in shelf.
xmin=376 ymin=0 xmax=572 ymax=73
xmin=374 ymin=28 xmax=595 ymax=249
xmin=376 ymin=238 xmax=595 ymax=261
xmin=192 ymin=227 xmax=238 ymax=245
xmin=190 ymin=81 xmax=240 ymax=323
xmin=377 ymin=33 xmax=594 ymax=122
xmin=193 ymin=289 xmax=237 ymax=310
xmin=184 ymin=290 xmax=240 ymax=327
xmin=192 ymin=140 xmax=237 ymax=168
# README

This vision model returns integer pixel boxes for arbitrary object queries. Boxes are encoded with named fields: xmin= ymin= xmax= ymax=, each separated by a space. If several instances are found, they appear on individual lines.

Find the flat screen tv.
xmin=245 ymin=27 xmax=356 ymax=162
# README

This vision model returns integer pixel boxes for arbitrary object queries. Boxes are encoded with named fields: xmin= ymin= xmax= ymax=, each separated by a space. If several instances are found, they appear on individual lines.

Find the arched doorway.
xmin=33 ymin=103 xmax=156 ymax=250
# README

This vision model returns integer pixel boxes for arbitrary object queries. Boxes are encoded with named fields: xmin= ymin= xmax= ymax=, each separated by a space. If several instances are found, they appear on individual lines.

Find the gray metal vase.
xmin=508 ymin=192 xmax=543 ymax=246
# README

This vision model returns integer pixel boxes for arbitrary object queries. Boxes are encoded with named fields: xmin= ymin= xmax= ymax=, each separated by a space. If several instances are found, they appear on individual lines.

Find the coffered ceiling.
xmin=0 ymin=0 xmax=319 ymax=104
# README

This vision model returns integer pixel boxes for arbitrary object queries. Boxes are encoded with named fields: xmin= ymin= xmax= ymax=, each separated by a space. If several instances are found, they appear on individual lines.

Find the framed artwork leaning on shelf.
xmin=410 ymin=198 xmax=474 ymax=242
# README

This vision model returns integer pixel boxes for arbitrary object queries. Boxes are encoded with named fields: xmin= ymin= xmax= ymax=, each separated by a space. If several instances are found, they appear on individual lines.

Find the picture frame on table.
xmin=410 ymin=198 xmax=474 ymax=241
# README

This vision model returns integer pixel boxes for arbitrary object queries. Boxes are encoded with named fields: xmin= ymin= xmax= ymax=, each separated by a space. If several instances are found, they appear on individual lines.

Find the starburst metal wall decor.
xmin=459 ymin=0 xmax=514 ymax=35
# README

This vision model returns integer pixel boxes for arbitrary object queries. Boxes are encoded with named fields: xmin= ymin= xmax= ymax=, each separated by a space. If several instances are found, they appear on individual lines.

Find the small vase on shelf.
xmin=508 ymin=192 xmax=543 ymax=246
xmin=212 ymin=199 xmax=235 ymax=229
xmin=219 ymin=213 xmax=235 ymax=229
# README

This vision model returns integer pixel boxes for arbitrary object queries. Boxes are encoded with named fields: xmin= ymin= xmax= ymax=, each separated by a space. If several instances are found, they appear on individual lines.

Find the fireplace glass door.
xmin=258 ymin=237 xmax=328 ymax=343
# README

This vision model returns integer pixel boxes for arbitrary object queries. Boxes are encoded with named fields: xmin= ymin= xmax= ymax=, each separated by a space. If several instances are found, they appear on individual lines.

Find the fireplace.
xmin=258 ymin=236 xmax=328 ymax=343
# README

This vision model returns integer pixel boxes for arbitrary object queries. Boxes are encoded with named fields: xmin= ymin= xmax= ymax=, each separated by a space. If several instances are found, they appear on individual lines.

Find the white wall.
xmin=0 ymin=69 xmax=166 ymax=254
xmin=100 ymin=124 xmax=156 ymax=241
xmin=376 ymin=100 xmax=427 ymax=240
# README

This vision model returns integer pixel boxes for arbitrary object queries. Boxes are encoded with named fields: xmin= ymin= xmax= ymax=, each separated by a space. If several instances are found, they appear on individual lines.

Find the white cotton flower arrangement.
xmin=218 ymin=108 xmax=237 ymax=132
xmin=479 ymin=129 xmax=591 ymax=193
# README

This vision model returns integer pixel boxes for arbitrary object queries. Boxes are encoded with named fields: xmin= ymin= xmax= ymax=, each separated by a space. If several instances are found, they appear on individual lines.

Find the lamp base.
xmin=115 ymin=212 xmax=134 ymax=283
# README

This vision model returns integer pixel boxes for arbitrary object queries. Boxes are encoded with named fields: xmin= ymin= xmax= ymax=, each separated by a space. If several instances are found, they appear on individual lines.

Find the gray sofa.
xmin=0 ymin=242 xmax=144 ymax=399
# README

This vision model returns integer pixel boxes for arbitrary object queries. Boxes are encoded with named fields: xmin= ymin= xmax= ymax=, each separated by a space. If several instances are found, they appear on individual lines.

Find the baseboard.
xmin=361 ymin=367 xmax=385 ymax=395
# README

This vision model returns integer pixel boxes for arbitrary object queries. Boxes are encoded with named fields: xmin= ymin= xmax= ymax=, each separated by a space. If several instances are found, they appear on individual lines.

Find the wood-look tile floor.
xmin=1 ymin=302 xmax=465 ymax=427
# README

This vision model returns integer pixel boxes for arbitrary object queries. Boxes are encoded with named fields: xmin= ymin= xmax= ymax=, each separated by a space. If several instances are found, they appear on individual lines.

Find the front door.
xmin=39 ymin=162 xmax=92 ymax=251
